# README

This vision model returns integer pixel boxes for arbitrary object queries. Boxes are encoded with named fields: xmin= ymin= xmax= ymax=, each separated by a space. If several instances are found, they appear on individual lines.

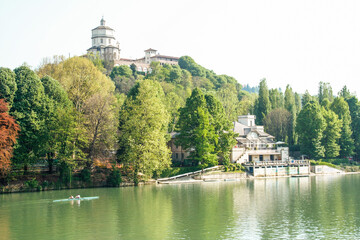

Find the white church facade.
xmin=87 ymin=18 xmax=179 ymax=72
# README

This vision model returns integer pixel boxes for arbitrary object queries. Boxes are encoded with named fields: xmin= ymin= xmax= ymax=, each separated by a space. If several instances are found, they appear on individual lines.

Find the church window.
xmin=101 ymin=39 xmax=103 ymax=43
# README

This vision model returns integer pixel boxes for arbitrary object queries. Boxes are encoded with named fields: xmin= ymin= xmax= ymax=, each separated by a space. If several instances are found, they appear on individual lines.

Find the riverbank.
xmin=1 ymin=165 xmax=360 ymax=194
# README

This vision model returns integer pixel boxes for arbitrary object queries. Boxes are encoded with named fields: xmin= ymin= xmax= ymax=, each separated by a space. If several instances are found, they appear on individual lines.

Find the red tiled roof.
xmin=144 ymin=48 xmax=157 ymax=52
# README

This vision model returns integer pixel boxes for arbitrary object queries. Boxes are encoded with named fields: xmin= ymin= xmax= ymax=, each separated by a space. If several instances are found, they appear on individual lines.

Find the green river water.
xmin=0 ymin=174 xmax=359 ymax=240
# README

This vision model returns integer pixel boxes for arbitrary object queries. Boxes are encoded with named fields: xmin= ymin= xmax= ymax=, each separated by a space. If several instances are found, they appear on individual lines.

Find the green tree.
xmin=118 ymin=80 xmax=171 ymax=183
xmin=110 ymin=65 xmax=133 ymax=80
xmin=301 ymin=90 xmax=313 ymax=107
xmin=216 ymin=83 xmax=239 ymax=121
xmin=338 ymin=85 xmax=351 ymax=99
xmin=346 ymin=96 xmax=360 ymax=160
xmin=322 ymin=108 xmax=341 ymax=158
xmin=269 ymin=88 xmax=284 ymax=110
xmin=10 ymin=66 xmax=47 ymax=171
xmin=296 ymin=101 xmax=326 ymax=159
xmin=176 ymin=88 xmax=218 ymax=168
xmin=264 ymin=108 xmax=291 ymax=142
xmin=0 ymin=67 xmax=17 ymax=107
xmin=178 ymin=56 xmax=206 ymax=77
xmin=318 ymin=82 xmax=333 ymax=103
xmin=331 ymin=97 xmax=354 ymax=157
xmin=284 ymin=85 xmax=296 ymax=145
xmin=40 ymin=76 xmax=77 ymax=172
xmin=254 ymin=79 xmax=271 ymax=125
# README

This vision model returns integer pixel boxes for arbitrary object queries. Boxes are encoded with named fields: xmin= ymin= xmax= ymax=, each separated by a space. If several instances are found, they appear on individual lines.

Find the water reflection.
xmin=0 ymin=175 xmax=359 ymax=239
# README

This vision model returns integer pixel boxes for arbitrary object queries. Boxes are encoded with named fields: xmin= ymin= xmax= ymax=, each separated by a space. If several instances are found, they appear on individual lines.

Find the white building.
xmin=87 ymin=17 xmax=121 ymax=61
xmin=231 ymin=114 xmax=289 ymax=164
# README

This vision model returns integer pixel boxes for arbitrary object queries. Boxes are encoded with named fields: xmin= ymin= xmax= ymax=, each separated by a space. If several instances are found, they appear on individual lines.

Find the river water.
xmin=0 ymin=174 xmax=359 ymax=240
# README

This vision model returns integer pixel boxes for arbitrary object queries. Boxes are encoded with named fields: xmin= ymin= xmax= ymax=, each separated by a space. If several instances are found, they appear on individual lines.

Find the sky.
xmin=0 ymin=0 xmax=359 ymax=96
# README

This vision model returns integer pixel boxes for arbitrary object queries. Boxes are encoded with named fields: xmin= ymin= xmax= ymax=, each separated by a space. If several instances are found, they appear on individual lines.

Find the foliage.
xmin=24 ymin=178 xmax=40 ymax=191
xmin=264 ymin=108 xmax=291 ymax=142
xmin=176 ymin=88 xmax=218 ymax=168
xmin=331 ymin=97 xmax=354 ymax=157
xmin=118 ymin=80 xmax=171 ymax=183
xmin=80 ymin=168 xmax=91 ymax=183
xmin=346 ymin=96 xmax=360 ymax=160
xmin=318 ymin=82 xmax=333 ymax=103
xmin=106 ymin=167 xmax=122 ymax=187
xmin=296 ymin=101 xmax=326 ymax=159
xmin=254 ymin=78 xmax=271 ymax=125
xmin=321 ymin=108 xmax=341 ymax=158
xmin=301 ymin=90 xmax=313 ymax=107
xmin=58 ymin=161 xmax=72 ymax=186
xmin=0 ymin=99 xmax=20 ymax=175
xmin=284 ymin=85 xmax=297 ymax=145
xmin=110 ymin=65 xmax=133 ymax=80
xmin=0 ymin=67 xmax=17 ymax=107
xmin=10 ymin=66 xmax=47 ymax=171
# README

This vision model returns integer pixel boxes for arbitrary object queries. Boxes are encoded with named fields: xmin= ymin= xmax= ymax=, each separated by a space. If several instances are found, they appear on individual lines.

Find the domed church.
xmin=87 ymin=17 xmax=121 ymax=61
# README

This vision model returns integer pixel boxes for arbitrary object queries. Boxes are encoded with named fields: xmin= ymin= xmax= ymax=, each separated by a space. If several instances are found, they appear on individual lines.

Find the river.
xmin=0 ymin=174 xmax=359 ymax=240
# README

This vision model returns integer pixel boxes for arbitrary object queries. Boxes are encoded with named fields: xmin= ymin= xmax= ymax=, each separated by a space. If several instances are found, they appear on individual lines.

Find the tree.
xmin=269 ymin=88 xmax=284 ymax=110
xmin=40 ymin=76 xmax=76 ymax=172
xmin=321 ymin=108 xmax=341 ymax=158
xmin=264 ymin=108 xmax=291 ymax=142
xmin=318 ymin=82 xmax=333 ymax=103
xmin=296 ymin=101 xmax=326 ymax=159
xmin=176 ymin=88 xmax=218 ymax=168
xmin=254 ymin=79 xmax=271 ymax=125
xmin=0 ymin=99 xmax=20 ymax=175
xmin=302 ymin=90 xmax=313 ymax=107
xmin=118 ymin=80 xmax=171 ymax=183
xmin=338 ymin=85 xmax=351 ymax=99
xmin=331 ymin=97 xmax=354 ymax=157
xmin=346 ymin=96 xmax=360 ymax=160
xmin=0 ymin=67 xmax=17 ymax=107
xmin=110 ymin=65 xmax=133 ymax=80
xmin=10 ymin=66 xmax=47 ymax=171
xmin=178 ymin=56 xmax=206 ymax=77
xmin=216 ymin=83 xmax=239 ymax=122
xmin=284 ymin=85 xmax=296 ymax=145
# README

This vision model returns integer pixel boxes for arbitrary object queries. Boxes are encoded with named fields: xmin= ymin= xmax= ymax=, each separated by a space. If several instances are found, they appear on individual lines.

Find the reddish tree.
xmin=0 ymin=99 xmax=20 ymax=175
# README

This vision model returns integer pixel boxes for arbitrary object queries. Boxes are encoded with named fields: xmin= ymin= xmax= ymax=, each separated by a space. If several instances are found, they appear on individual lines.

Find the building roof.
xmin=151 ymin=55 xmax=179 ymax=60
xmin=144 ymin=48 xmax=157 ymax=52
xmin=233 ymin=121 xmax=248 ymax=135
xmin=92 ymin=25 xmax=114 ymax=31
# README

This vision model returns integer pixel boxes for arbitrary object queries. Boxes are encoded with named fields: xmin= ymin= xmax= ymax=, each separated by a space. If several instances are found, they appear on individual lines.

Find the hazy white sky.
xmin=1 ymin=0 xmax=359 ymax=96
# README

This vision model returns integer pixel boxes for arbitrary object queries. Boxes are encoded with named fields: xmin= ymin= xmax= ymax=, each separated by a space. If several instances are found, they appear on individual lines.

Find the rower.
xmin=75 ymin=195 xmax=81 ymax=199
xmin=69 ymin=195 xmax=74 ymax=199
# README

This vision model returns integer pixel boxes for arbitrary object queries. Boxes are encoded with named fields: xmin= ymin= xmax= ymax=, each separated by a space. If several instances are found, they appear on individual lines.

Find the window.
xmin=176 ymin=153 xmax=178 ymax=159
xmin=101 ymin=39 xmax=103 ymax=44
xmin=109 ymin=39 xmax=111 ymax=44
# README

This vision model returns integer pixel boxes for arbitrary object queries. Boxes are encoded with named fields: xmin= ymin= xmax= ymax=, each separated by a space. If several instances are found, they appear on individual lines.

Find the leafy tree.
xmin=178 ymin=56 xmax=206 ymax=77
xmin=331 ymin=97 xmax=354 ymax=157
xmin=0 ymin=99 xmax=20 ymax=175
xmin=269 ymin=88 xmax=284 ymax=110
xmin=0 ymin=68 xmax=17 ymax=107
xmin=216 ymin=83 xmax=239 ymax=121
xmin=296 ymin=101 xmax=326 ymax=159
xmin=301 ymin=90 xmax=313 ymax=107
xmin=322 ymin=108 xmax=341 ymax=158
xmin=284 ymin=85 xmax=296 ymax=145
xmin=318 ymin=82 xmax=333 ymax=103
xmin=254 ymin=78 xmax=271 ymax=125
xmin=110 ymin=65 xmax=133 ymax=80
xmin=295 ymin=92 xmax=302 ymax=114
xmin=10 ymin=66 xmax=47 ymax=171
xmin=338 ymin=85 xmax=351 ymax=99
xmin=264 ymin=108 xmax=291 ymax=142
xmin=176 ymin=88 xmax=218 ymax=168
xmin=40 ymin=76 xmax=76 ymax=172
xmin=346 ymin=96 xmax=360 ymax=160
xmin=118 ymin=80 xmax=171 ymax=183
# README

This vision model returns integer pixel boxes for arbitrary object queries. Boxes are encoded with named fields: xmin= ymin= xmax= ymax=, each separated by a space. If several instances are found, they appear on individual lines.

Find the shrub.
xmin=58 ymin=161 xmax=72 ymax=186
xmin=310 ymin=160 xmax=337 ymax=168
xmin=24 ymin=178 xmax=41 ymax=191
xmin=80 ymin=168 xmax=91 ymax=183
xmin=106 ymin=168 xmax=122 ymax=187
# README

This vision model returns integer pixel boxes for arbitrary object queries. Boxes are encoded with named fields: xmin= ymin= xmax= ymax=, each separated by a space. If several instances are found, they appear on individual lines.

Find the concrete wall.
xmin=199 ymin=172 xmax=247 ymax=180
xmin=311 ymin=165 xmax=344 ymax=174
xmin=251 ymin=165 xmax=310 ymax=177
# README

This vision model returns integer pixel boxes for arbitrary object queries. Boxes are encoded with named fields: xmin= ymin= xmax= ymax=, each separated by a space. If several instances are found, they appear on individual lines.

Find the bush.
xmin=106 ymin=168 xmax=122 ymax=187
xmin=58 ymin=161 xmax=72 ymax=186
xmin=24 ymin=178 xmax=41 ymax=191
xmin=80 ymin=168 xmax=91 ymax=183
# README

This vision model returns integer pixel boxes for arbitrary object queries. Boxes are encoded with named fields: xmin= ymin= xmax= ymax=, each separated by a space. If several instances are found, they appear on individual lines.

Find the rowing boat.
xmin=53 ymin=196 xmax=99 ymax=202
